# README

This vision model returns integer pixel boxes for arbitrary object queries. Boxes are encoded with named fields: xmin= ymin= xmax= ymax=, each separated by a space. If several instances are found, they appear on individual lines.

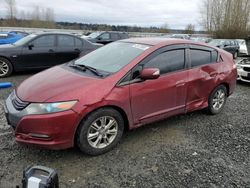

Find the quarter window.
xmin=144 ymin=49 xmax=185 ymax=74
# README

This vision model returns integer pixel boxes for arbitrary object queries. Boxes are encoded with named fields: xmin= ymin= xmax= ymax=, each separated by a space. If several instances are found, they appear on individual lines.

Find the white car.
xmin=237 ymin=58 xmax=250 ymax=83
xmin=236 ymin=39 xmax=249 ymax=56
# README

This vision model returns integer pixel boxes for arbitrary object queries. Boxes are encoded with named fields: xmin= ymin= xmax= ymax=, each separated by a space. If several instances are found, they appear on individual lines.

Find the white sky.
xmin=0 ymin=0 xmax=203 ymax=29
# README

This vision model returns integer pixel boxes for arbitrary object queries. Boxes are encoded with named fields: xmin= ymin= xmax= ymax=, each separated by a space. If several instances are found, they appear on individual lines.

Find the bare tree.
xmin=4 ymin=0 xmax=17 ymax=26
xmin=184 ymin=24 xmax=195 ymax=34
xmin=200 ymin=0 xmax=250 ymax=38
xmin=5 ymin=0 xmax=16 ymax=19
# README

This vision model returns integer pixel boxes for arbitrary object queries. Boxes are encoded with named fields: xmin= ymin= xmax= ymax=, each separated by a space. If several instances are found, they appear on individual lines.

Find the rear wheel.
xmin=207 ymin=85 xmax=227 ymax=115
xmin=0 ymin=57 xmax=13 ymax=78
xmin=76 ymin=108 xmax=124 ymax=155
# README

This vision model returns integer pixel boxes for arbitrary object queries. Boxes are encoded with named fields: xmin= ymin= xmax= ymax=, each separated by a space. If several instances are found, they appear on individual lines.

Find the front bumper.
xmin=237 ymin=68 xmax=250 ymax=83
xmin=4 ymin=95 xmax=80 ymax=150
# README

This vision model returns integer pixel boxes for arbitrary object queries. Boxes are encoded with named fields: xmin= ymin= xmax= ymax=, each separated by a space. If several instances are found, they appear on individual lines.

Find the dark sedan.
xmin=0 ymin=33 xmax=102 ymax=77
xmin=208 ymin=39 xmax=240 ymax=59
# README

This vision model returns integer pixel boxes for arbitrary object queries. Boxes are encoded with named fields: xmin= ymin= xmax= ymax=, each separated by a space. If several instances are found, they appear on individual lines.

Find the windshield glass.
xmin=14 ymin=34 xmax=37 ymax=46
xmin=74 ymin=42 xmax=150 ymax=73
xmin=88 ymin=32 xmax=102 ymax=38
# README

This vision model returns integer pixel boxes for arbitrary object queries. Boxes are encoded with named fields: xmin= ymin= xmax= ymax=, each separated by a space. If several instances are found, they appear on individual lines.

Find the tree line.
xmin=201 ymin=0 xmax=250 ymax=38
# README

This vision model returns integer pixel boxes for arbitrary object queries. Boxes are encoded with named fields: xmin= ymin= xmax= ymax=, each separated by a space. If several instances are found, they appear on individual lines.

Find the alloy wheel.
xmin=0 ymin=60 xmax=9 ymax=76
xmin=87 ymin=116 xmax=118 ymax=149
xmin=212 ymin=89 xmax=226 ymax=111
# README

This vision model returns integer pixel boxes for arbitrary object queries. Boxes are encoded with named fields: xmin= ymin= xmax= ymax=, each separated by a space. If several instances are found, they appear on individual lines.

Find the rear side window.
xmin=111 ymin=33 xmax=120 ymax=40
xmin=144 ymin=49 xmax=185 ymax=74
xmin=58 ymin=35 xmax=74 ymax=47
xmin=190 ymin=49 xmax=218 ymax=67
xmin=75 ymin=38 xmax=83 ymax=48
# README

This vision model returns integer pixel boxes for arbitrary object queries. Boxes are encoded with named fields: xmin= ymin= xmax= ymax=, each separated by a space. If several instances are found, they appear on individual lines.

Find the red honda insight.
xmin=4 ymin=38 xmax=237 ymax=155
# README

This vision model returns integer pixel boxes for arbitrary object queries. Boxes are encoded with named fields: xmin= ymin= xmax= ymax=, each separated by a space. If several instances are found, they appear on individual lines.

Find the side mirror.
xmin=140 ymin=68 xmax=160 ymax=80
xmin=28 ymin=44 xmax=34 ymax=50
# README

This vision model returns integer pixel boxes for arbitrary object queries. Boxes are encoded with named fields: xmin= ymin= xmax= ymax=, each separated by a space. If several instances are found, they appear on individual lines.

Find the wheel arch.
xmin=74 ymin=105 xmax=130 ymax=145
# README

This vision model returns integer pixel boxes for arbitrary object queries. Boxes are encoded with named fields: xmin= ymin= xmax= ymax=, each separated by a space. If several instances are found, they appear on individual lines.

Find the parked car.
xmin=236 ymin=39 xmax=249 ymax=56
xmin=82 ymin=31 xmax=129 ymax=45
xmin=170 ymin=34 xmax=190 ymax=40
xmin=0 ymin=32 xmax=25 ymax=45
xmin=190 ymin=37 xmax=212 ymax=43
xmin=4 ymin=38 xmax=237 ymax=155
xmin=9 ymin=31 xmax=29 ymax=37
xmin=237 ymin=58 xmax=250 ymax=83
xmin=0 ymin=32 xmax=101 ymax=77
xmin=208 ymin=39 xmax=240 ymax=59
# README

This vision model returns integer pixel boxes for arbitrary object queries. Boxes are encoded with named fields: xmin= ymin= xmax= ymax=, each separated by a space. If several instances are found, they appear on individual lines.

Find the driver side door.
xmin=129 ymin=45 xmax=188 ymax=126
xmin=17 ymin=34 xmax=56 ymax=69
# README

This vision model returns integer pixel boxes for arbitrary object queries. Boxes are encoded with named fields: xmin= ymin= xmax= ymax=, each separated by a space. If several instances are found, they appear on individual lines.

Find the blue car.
xmin=0 ymin=32 xmax=26 ymax=45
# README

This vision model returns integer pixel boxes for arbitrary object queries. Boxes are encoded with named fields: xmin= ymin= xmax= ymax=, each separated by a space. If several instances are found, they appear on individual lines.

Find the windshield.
xmin=13 ymin=34 xmax=37 ymax=46
xmin=74 ymin=42 xmax=150 ymax=73
xmin=88 ymin=32 xmax=102 ymax=38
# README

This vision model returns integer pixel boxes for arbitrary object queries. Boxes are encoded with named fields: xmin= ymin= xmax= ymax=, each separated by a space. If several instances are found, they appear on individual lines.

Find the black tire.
xmin=233 ymin=51 xmax=238 ymax=59
xmin=0 ymin=57 xmax=13 ymax=78
xmin=76 ymin=108 xmax=124 ymax=155
xmin=207 ymin=85 xmax=227 ymax=115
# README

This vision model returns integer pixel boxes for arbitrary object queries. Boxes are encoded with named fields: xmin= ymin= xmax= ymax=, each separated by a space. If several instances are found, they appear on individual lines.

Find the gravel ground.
xmin=0 ymin=71 xmax=250 ymax=188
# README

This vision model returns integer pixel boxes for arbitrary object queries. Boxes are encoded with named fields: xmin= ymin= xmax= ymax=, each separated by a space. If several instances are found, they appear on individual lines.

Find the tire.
xmin=0 ymin=57 xmax=13 ymax=78
xmin=76 ymin=108 xmax=124 ymax=155
xmin=233 ymin=51 xmax=238 ymax=59
xmin=207 ymin=85 xmax=227 ymax=115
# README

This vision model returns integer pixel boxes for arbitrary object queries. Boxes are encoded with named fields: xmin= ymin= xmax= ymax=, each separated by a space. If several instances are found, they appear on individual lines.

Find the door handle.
xmin=74 ymin=48 xmax=80 ymax=52
xmin=209 ymin=72 xmax=218 ymax=77
xmin=48 ymin=49 xmax=54 ymax=53
xmin=176 ymin=80 xmax=185 ymax=87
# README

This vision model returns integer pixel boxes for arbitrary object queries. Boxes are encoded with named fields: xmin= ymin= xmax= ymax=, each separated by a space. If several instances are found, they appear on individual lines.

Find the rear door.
xmin=18 ymin=34 xmax=56 ymax=68
xmin=129 ymin=45 xmax=188 ymax=125
xmin=55 ymin=34 xmax=81 ymax=64
xmin=186 ymin=45 xmax=220 ymax=112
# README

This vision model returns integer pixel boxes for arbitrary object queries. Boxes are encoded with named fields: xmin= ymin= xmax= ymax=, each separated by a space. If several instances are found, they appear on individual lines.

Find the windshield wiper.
xmin=69 ymin=63 xmax=103 ymax=77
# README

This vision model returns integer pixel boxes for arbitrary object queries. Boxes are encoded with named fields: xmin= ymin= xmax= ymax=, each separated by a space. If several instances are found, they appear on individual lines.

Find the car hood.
xmin=16 ymin=65 xmax=109 ymax=103
xmin=0 ymin=44 xmax=16 ymax=48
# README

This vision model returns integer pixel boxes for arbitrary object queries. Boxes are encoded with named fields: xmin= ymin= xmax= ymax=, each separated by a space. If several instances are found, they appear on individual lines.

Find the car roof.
xmin=121 ymin=37 xmax=212 ymax=47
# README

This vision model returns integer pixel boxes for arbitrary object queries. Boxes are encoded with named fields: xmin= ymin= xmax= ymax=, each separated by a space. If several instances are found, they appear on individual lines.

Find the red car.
xmin=4 ymin=38 xmax=237 ymax=155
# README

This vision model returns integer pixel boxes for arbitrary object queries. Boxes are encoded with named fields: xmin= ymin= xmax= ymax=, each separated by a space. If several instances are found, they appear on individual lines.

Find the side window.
xmin=111 ymin=33 xmax=119 ymax=40
xmin=75 ymin=38 xmax=83 ymax=48
xmin=211 ymin=50 xmax=218 ymax=62
xmin=190 ymin=49 xmax=211 ymax=67
xmin=144 ymin=49 xmax=185 ymax=75
xmin=100 ymin=33 xmax=110 ymax=40
xmin=32 ymin=35 xmax=55 ymax=47
xmin=58 ymin=35 xmax=74 ymax=47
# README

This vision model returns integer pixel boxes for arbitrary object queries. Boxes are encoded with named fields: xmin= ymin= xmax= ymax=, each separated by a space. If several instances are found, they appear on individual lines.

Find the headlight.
xmin=236 ymin=64 xmax=242 ymax=69
xmin=23 ymin=101 xmax=77 ymax=115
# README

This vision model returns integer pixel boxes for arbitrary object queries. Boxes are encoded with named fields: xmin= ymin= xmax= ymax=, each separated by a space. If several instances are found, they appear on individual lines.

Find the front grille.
xmin=11 ymin=91 xmax=29 ymax=111
xmin=242 ymin=76 xmax=250 ymax=81
xmin=243 ymin=67 xmax=250 ymax=72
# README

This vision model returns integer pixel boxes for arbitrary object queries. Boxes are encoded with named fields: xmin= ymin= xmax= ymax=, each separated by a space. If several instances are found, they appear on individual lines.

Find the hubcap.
xmin=212 ymin=89 xmax=226 ymax=111
xmin=0 ymin=60 xmax=9 ymax=76
xmin=87 ymin=116 xmax=118 ymax=149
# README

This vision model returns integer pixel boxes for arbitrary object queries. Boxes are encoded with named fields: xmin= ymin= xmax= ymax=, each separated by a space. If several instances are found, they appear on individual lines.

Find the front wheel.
xmin=207 ymin=85 xmax=227 ymax=115
xmin=76 ymin=108 xmax=124 ymax=155
xmin=0 ymin=57 xmax=13 ymax=78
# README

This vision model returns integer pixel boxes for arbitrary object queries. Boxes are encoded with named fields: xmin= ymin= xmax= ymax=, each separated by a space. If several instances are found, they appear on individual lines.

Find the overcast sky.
xmin=0 ymin=0 xmax=202 ymax=29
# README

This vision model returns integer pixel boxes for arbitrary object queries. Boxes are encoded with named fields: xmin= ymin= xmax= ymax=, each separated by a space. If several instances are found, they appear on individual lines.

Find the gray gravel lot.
xmin=0 ymin=71 xmax=250 ymax=188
